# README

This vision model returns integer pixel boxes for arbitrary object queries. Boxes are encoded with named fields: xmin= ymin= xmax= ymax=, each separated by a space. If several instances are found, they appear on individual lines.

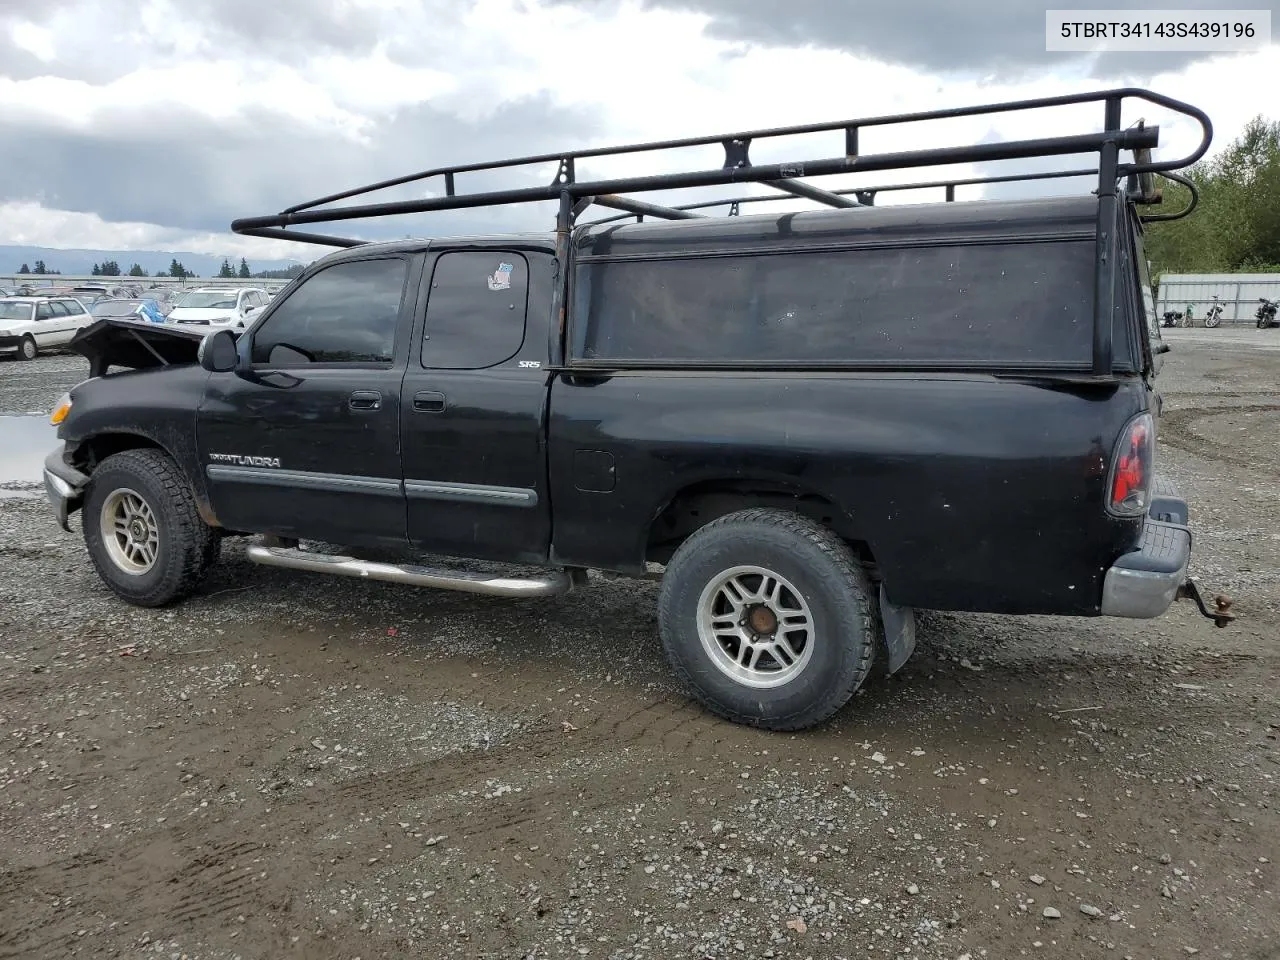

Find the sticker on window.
xmin=487 ymin=262 xmax=514 ymax=291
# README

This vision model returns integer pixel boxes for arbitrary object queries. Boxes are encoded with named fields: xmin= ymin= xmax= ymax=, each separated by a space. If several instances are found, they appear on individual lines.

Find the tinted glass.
xmin=65 ymin=300 xmax=87 ymax=315
xmin=1131 ymin=226 xmax=1162 ymax=356
xmin=421 ymin=252 xmax=528 ymax=369
xmin=47 ymin=302 xmax=69 ymax=317
xmin=252 ymin=258 xmax=407 ymax=365
xmin=35 ymin=303 xmax=54 ymax=320
xmin=574 ymin=241 xmax=1100 ymax=366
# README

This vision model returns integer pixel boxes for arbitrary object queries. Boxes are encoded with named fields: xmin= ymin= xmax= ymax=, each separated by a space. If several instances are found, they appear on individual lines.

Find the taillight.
xmin=1106 ymin=412 xmax=1154 ymax=517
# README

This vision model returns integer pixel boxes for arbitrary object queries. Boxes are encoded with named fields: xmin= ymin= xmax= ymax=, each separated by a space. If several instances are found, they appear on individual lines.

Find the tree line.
xmin=1144 ymin=115 xmax=1280 ymax=277
xmin=13 ymin=257 xmax=302 ymax=280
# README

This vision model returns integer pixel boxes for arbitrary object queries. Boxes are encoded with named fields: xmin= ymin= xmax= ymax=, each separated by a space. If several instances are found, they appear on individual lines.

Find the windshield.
xmin=174 ymin=292 xmax=237 ymax=309
xmin=0 ymin=302 xmax=33 ymax=321
xmin=92 ymin=300 xmax=143 ymax=317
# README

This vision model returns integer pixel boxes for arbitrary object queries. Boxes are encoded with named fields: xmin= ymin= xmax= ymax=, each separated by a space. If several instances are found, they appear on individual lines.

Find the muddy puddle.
xmin=0 ymin=415 xmax=55 ymax=498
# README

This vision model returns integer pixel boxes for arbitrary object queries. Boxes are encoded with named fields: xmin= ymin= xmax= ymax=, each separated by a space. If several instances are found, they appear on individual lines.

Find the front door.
xmin=197 ymin=254 xmax=420 ymax=549
xmin=402 ymin=249 xmax=552 ymax=564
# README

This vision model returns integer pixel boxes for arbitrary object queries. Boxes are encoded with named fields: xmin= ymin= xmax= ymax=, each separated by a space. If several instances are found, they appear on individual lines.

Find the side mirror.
xmin=198 ymin=329 xmax=239 ymax=373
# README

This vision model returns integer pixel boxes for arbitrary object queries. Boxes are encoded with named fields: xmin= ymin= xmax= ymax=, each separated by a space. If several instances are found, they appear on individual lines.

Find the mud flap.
xmin=878 ymin=584 xmax=917 ymax=675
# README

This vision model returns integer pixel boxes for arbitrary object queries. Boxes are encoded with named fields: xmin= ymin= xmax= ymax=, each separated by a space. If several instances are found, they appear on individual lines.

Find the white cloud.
xmin=0 ymin=200 xmax=315 ymax=262
xmin=9 ymin=20 xmax=56 ymax=61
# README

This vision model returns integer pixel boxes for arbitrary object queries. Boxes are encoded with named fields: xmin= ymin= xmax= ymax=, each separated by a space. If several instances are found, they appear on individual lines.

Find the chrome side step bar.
xmin=246 ymin=544 xmax=576 ymax=598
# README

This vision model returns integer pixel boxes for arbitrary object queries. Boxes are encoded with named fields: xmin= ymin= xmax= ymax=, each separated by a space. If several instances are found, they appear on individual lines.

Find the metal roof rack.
xmin=230 ymin=87 xmax=1212 ymax=375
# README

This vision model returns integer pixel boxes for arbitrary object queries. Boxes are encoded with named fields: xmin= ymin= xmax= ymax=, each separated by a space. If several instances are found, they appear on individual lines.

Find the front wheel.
xmin=1205 ymin=313 xmax=1220 ymax=328
xmin=82 ymin=449 xmax=219 ymax=607
xmin=658 ymin=508 xmax=878 ymax=731
xmin=17 ymin=335 xmax=37 ymax=361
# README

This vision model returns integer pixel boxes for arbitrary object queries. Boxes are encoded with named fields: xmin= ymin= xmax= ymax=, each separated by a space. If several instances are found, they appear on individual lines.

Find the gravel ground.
xmin=0 ymin=334 xmax=1276 ymax=960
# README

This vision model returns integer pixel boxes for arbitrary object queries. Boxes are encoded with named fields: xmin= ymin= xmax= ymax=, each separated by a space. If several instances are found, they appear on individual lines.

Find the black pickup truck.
xmin=43 ymin=88 xmax=1234 ymax=730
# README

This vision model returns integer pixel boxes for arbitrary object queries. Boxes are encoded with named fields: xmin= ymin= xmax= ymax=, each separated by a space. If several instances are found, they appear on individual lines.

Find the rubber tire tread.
xmin=658 ymin=507 xmax=877 ymax=731
xmin=82 ymin=449 xmax=217 ymax=608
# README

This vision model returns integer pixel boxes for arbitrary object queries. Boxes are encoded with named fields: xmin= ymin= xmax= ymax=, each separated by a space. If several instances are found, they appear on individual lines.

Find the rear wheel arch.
xmin=644 ymin=477 xmax=876 ymax=572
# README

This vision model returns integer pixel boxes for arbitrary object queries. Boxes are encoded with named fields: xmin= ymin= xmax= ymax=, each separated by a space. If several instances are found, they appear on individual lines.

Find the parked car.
xmin=90 ymin=297 xmax=167 ymax=324
xmin=68 ymin=284 xmax=134 ymax=304
xmin=144 ymin=287 xmax=178 ymax=316
xmin=0 ymin=296 xmax=94 ymax=360
xmin=167 ymin=287 xmax=270 ymax=331
xmin=42 ymin=88 xmax=1234 ymax=731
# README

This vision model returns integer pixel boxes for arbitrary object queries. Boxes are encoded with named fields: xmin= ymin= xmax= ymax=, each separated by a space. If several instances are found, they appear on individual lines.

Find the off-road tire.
xmin=658 ymin=508 xmax=878 ymax=731
xmin=18 ymin=336 xmax=37 ymax=361
xmin=82 ymin=449 xmax=218 ymax=607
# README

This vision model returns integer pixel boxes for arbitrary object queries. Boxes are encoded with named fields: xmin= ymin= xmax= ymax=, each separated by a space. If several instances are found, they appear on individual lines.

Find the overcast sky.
xmin=2 ymin=0 xmax=1277 ymax=263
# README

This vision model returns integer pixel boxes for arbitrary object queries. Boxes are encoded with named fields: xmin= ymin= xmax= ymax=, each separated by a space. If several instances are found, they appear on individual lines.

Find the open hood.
xmin=70 ymin=317 xmax=210 ymax=377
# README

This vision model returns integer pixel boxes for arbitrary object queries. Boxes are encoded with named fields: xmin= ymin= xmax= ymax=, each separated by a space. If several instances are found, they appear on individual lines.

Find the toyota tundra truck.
xmin=42 ymin=87 xmax=1234 ymax=730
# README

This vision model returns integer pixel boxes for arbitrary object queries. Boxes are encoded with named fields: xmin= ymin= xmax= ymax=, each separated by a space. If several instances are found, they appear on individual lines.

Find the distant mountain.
xmin=0 ymin=245 xmax=308 ymax=279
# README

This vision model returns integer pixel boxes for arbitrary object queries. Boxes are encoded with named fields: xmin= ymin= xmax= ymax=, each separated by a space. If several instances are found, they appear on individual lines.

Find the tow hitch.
xmin=1177 ymin=578 xmax=1236 ymax=628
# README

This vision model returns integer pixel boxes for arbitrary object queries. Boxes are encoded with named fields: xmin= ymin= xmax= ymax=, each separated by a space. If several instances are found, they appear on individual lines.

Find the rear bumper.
xmin=43 ymin=445 xmax=90 ymax=532
xmin=1100 ymin=477 xmax=1191 ymax=619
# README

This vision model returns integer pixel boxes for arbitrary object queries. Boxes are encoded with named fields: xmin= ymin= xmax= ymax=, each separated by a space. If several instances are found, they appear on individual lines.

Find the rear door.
xmin=59 ymin=299 xmax=92 ymax=341
xmin=33 ymin=301 xmax=65 ymax=345
xmin=401 ymin=248 xmax=553 ymax=564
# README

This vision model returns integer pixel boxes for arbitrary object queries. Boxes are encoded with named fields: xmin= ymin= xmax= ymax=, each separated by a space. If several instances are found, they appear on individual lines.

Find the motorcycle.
xmin=1204 ymin=296 xmax=1223 ymax=328
xmin=1161 ymin=309 xmax=1183 ymax=328
xmin=1257 ymin=297 xmax=1279 ymax=329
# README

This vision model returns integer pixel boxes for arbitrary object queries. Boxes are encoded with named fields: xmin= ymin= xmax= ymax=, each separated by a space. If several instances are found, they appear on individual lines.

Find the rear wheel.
xmin=83 ymin=449 xmax=218 ymax=607
xmin=17 ymin=336 xmax=37 ymax=361
xmin=658 ymin=508 xmax=878 ymax=731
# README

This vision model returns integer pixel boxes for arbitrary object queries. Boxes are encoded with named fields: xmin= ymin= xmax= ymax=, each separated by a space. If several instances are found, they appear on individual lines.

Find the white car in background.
xmin=0 ymin=296 xmax=94 ymax=360
xmin=167 ymin=287 xmax=270 ymax=331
